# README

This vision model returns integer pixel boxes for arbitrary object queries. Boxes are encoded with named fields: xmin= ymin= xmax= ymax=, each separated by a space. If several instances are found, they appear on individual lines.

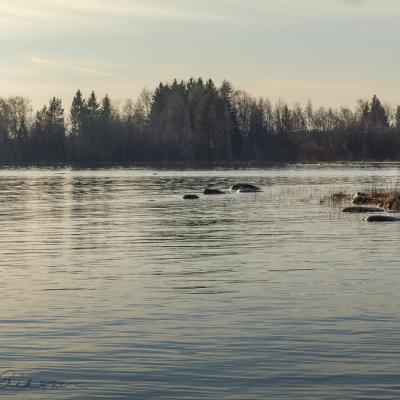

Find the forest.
xmin=1 ymin=78 xmax=400 ymax=165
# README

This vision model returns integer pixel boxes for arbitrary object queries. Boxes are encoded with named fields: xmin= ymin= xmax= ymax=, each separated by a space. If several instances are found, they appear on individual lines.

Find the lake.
xmin=1 ymin=165 xmax=400 ymax=399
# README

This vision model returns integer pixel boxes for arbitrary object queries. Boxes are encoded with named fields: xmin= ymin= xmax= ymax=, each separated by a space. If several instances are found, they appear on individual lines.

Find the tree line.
xmin=1 ymin=78 xmax=400 ymax=164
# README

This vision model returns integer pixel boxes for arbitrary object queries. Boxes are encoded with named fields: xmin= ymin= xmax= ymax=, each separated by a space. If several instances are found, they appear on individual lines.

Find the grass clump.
xmin=324 ymin=182 xmax=400 ymax=211
xmin=320 ymin=191 xmax=352 ymax=204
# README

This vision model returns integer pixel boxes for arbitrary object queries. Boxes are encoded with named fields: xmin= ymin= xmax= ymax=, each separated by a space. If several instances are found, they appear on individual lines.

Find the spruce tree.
xmin=86 ymin=91 xmax=100 ymax=123
xmin=370 ymin=95 xmax=388 ymax=131
xmin=100 ymin=95 xmax=112 ymax=121
xmin=70 ymin=89 xmax=85 ymax=136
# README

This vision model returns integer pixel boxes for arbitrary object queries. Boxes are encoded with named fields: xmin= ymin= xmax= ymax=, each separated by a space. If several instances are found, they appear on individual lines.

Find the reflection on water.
xmin=1 ymin=166 xmax=400 ymax=399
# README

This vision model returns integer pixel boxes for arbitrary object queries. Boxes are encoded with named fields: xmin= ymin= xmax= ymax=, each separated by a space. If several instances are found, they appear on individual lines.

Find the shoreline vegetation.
xmin=0 ymin=161 xmax=400 ymax=169
xmin=325 ymin=187 xmax=400 ymax=212
xmin=2 ymin=78 xmax=400 ymax=165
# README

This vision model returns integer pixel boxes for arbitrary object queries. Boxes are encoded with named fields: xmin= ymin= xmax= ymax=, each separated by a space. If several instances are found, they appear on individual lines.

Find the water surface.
xmin=1 ymin=165 xmax=400 ymax=399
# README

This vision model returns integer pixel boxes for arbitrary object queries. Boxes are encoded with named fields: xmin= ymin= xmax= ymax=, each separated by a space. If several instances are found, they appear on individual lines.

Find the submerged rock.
xmin=343 ymin=206 xmax=384 ymax=213
xmin=183 ymin=194 xmax=199 ymax=200
xmin=237 ymin=187 xmax=262 ymax=193
xmin=364 ymin=215 xmax=400 ymax=222
xmin=203 ymin=188 xmax=225 ymax=195
xmin=231 ymin=183 xmax=262 ymax=192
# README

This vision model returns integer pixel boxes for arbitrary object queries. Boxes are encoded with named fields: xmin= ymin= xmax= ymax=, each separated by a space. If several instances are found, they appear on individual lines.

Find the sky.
xmin=1 ymin=0 xmax=400 ymax=109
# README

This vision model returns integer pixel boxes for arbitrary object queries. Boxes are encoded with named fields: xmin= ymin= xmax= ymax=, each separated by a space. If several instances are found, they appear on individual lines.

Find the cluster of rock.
xmin=342 ymin=191 xmax=400 ymax=222
xmin=352 ymin=191 xmax=400 ymax=210
xmin=183 ymin=183 xmax=262 ymax=200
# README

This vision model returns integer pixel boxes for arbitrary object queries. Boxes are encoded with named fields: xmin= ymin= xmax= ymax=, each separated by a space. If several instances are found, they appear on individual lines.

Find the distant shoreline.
xmin=1 ymin=160 xmax=400 ymax=169
xmin=1 ymin=85 xmax=399 ymax=169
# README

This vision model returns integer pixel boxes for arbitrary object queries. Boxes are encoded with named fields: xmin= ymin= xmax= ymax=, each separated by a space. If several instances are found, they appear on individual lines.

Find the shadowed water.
xmin=1 ymin=165 xmax=400 ymax=399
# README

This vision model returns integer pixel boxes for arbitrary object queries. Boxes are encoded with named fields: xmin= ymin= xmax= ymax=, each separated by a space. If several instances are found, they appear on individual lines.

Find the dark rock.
xmin=183 ymin=194 xmax=199 ymax=200
xmin=343 ymin=206 xmax=384 ymax=213
xmin=364 ymin=215 xmax=400 ymax=222
xmin=238 ymin=188 xmax=262 ymax=193
xmin=352 ymin=192 xmax=370 ymax=205
xmin=203 ymin=188 xmax=225 ymax=195
xmin=231 ymin=183 xmax=262 ymax=192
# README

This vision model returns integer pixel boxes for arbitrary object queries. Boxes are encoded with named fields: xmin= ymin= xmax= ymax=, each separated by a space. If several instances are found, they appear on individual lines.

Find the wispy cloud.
xmin=244 ymin=0 xmax=400 ymax=18
xmin=30 ymin=56 xmax=116 ymax=78
xmin=64 ymin=0 xmax=193 ymax=19
xmin=341 ymin=0 xmax=367 ymax=5
xmin=0 ymin=0 xmax=228 ymax=25
xmin=1 ymin=0 xmax=399 ymax=110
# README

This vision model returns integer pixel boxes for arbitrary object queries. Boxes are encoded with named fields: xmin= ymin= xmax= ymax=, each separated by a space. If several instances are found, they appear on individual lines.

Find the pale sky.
xmin=1 ymin=0 xmax=400 ymax=109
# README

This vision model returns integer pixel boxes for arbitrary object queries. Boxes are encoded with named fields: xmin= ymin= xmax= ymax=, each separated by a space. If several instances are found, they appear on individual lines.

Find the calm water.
xmin=1 ymin=165 xmax=400 ymax=399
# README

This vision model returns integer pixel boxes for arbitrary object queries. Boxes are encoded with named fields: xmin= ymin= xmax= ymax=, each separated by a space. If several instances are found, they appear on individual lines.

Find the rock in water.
xmin=237 ymin=188 xmax=262 ymax=193
xmin=183 ymin=194 xmax=199 ymax=200
xmin=364 ymin=215 xmax=400 ymax=222
xmin=203 ymin=188 xmax=225 ymax=195
xmin=231 ymin=183 xmax=262 ymax=192
xmin=352 ymin=192 xmax=370 ymax=205
xmin=343 ymin=206 xmax=384 ymax=213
